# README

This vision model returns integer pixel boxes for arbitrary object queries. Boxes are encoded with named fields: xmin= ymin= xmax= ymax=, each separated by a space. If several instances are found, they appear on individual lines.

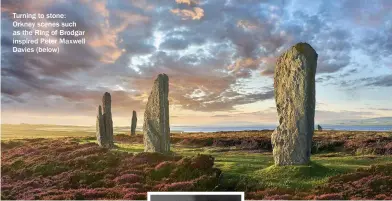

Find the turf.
xmin=1 ymin=124 xmax=392 ymax=200
xmin=113 ymin=142 xmax=392 ymax=189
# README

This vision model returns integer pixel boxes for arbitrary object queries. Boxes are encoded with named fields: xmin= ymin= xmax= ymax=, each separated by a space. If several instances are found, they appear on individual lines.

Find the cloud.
xmin=1 ymin=0 xmax=391 ymax=126
xmin=339 ymin=68 xmax=358 ymax=78
xmin=175 ymin=0 xmax=199 ymax=6
xmin=366 ymin=108 xmax=392 ymax=111
xmin=237 ymin=20 xmax=259 ymax=30
xmin=315 ymin=110 xmax=376 ymax=122
xmin=1 ymin=2 xmax=98 ymax=82
xmin=259 ymin=57 xmax=277 ymax=76
xmin=341 ymin=0 xmax=392 ymax=27
xmin=228 ymin=58 xmax=260 ymax=73
xmin=316 ymin=75 xmax=336 ymax=83
xmin=171 ymin=7 xmax=204 ymax=20
xmin=364 ymin=74 xmax=392 ymax=87
xmin=160 ymin=38 xmax=190 ymax=50
xmin=0 ymin=0 xmax=355 ymax=117
xmin=1 ymin=0 xmax=55 ymax=13
xmin=1 ymin=0 xmax=150 ymax=117
xmin=360 ymin=22 xmax=392 ymax=61
xmin=284 ymin=11 xmax=353 ymax=74
xmin=1 ymin=82 xmax=145 ymax=116
xmin=326 ymin=74 xmax=392 ymax=89
xmin=175 ymin=90 xmax=274 ymax=112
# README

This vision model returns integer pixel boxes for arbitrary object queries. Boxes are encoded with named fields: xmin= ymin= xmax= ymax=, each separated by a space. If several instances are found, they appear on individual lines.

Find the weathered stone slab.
xmin=143 ymin=74 xmax=170 ymax=153
xmin=96 ymin=92 xmax=114 ymax=148
xmin=271 ymin=43 xmax=318 ymax=165
xmin=131 ymin=110 xmax=137 ymax=136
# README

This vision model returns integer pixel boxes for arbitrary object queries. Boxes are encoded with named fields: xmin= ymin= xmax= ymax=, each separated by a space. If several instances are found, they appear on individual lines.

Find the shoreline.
xmin=2 ymin=123 xmax=392 ymax=133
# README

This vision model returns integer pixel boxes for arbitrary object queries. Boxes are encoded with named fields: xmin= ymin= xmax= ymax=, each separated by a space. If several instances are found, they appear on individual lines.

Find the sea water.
xmin=170 ymin=125 xmax=392 ymax=133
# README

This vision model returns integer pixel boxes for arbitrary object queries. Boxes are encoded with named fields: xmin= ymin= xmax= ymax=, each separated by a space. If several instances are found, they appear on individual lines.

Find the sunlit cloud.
xmin=175 ymin=0 xmax=200 ymax=6
xmin=171 ymin=7 xmax=204 ymax=20
xmin=1 ymin=0 xmax=391 ymax=126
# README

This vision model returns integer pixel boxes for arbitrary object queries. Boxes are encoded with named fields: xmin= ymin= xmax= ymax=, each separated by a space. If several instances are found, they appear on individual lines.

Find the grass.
xmin=110 ymin=142 xmax=392 ymax=191
xmin=116 ymin=143 xmax=145 ymax=152
xmin=314 ymin=155 xmax=392 ymax=169
xmin=255 ymin=161 xmax=342 ymax=189
xmin=0 ymin=124 xmax=144 ymax=140
xmin=114 ymin=143 xmax=273 ymax=174
xmin=2 ymin=124 xmax=392 ymax=199
xmin=1 ymin=124 xmax=95 ymax=140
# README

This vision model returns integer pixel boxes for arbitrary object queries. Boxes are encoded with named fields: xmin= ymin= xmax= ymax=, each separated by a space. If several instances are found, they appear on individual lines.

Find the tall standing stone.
xmin=131 ymin=110 xmax=137 ymax=135
xmin=96 ymin=92 xmax=114 ymax=148
xmin=271 ymin=43 xmax=318 ymax=165
xmin=143 ymin=74 xmax=170 ymax=153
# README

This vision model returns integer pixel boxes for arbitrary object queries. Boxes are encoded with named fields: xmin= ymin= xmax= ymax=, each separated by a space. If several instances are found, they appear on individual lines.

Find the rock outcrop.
xmin=271 ymin=43 xmax=318 ymax=165
xmin=131 ymin=110 xmax=137 ymax=135
xmin=143 ymin=74 xmax=170 ymax=153
xmin=317 ymin=125 xmax=323 ymax=131
xmin=96 ymin=92 xmax=114 ymax=148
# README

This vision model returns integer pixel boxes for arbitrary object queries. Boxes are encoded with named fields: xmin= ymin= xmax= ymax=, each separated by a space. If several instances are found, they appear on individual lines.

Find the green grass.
xmin=252 ymin=155 xmax=392 ymax=189
xmin=112 ymin=142 xmax=392 ymax=190
xmin=313 ymin=155 xmax=392 ymax=172
xmin=213 ymin=152 xmax=273 ymax=176
xmin=115 ymin=143 xmax=145 ymax=152
xmin=113 ymin=143 xmax=274 ymax=175
xmin=3 ymin=124 xmax=392 ymax=192
xmin=254 ymin=161 xmax=340 ymax=189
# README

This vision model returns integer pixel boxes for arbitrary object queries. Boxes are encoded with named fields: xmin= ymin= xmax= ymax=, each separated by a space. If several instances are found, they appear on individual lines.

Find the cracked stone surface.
xmin=96 ymin=92 xmax=114 ymax=148
xmin=143 ymin=74 xmax=170 ymax=154
xmin=271 ymin=43 xmax=318 ymax=165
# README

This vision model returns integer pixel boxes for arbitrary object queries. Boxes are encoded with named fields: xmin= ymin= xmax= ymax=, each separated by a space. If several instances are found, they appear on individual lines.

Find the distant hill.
xmin=324 ymin=117 xmax=392 ymax=126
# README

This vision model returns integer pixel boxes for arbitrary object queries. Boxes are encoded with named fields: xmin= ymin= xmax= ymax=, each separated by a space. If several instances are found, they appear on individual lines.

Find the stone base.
xmin=272 ymin=128 xmax=311 ymax=166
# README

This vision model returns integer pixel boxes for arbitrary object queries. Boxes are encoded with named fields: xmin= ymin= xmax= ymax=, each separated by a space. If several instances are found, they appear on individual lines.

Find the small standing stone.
xmin=317 ymin=125 xmax=323 ymax=131
xmin=271 ymin=43 xmax=318 ymax=165
xmin=143 ymin=74 xmax=170 ymax=153
xmin=96 ymin=105 xmax=104 ymax=145
xmin=131 ymin=110 xmax=137 ymax=136
xmin=96 ymin=92 xmax=114 ymax=148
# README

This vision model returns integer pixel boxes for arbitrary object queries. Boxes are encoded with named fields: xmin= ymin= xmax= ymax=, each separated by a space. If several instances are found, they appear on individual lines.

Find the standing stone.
xmin=131 ymin=110 xmax=137 ymax=136
xmin=96 ymin=92 xmax=114 ymax=148
xmin=143 ymin=74 xmax=170 ymax=153
xmin=317 ymin=125 xmax=323 ymax=131
xmin=271 ymin=43 xmax=318 ymax=165
xmin=96 ymin=105 xmax=105 ymax=145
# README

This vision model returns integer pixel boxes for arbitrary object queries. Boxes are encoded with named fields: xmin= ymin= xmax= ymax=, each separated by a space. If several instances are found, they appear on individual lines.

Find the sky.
xmin=1 ymin=0 xmax=392 ymax=127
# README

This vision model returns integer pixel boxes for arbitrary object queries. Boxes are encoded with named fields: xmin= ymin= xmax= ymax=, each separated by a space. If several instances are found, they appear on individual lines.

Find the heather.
xmin=243 ymin=163 xmax=392 ymax=200
xmin=1 ymin=139 xmax=220 ymax=200
xmin=312 ymin=163 xmax=392 ymax=199
xmin=1 ymin=125 xmax=392 ymax=200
